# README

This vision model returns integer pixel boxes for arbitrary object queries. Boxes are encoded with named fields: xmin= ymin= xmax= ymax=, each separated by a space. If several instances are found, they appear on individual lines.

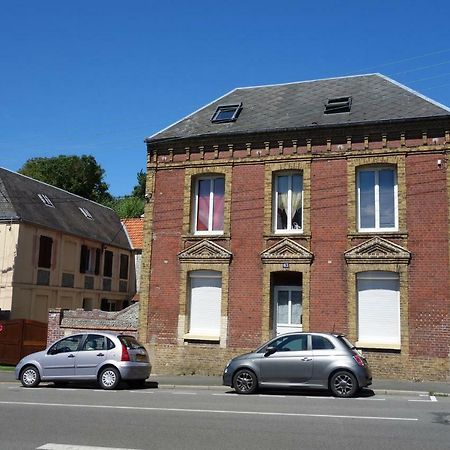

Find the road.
xmin=0 ymin=382 xmax=449 ymax=450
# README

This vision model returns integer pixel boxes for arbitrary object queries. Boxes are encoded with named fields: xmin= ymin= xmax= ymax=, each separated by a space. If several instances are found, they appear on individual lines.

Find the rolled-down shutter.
xmin=189 ymin=271 xmax=221 ymax=337
xmin=357 ymin=271 xmax=400 ymax=345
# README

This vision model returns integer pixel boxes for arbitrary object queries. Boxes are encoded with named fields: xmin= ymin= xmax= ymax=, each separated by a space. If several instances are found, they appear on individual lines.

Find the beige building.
xmin=0 ymin=167 xmax=135 ymax=323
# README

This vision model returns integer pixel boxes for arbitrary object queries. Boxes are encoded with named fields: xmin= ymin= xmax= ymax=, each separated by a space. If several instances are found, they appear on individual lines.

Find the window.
xmin=38 ymin=236 xmax=53 ymax=268
xmin=193 ymin=176 xmax=225 ymax=234
xmin=312 ymin=335 xmax=335 ymax=350
xmin=103 ymin=250 xmax=113 ymax=277
xmin=261 ymin=334 xmax=308 ymax=352
xmin=79 ymin=207 xmax=93 ymax=220
xmin=188 ymin=270 xmax=221 ymax=338
xmin=80 ymin=245 xmax=101 ymax=274
xmin=357 ymin=271 xmax=400 ymax=347
xmin=324 ymin=96 xmax=352 ymax=114
xmin=101 ymin=298 xmax=118 ymax=311
xmin=357 ymin=167 xmax=397 ymax=231
xmin=82 ymin=334 xmax=106 ymax=351
xmin=274 ymin=286 xmax=302 ymax=334
xmin=274 ymin=172 xmax=303 ymax=233
xmin=211 ymin=103 xmax=242 ymax=123
xmin=38 ymin=194 xmax=54 ymax=208
xmin=119 ymin=254 xmax=129 ymax=280
xmin=48 ymin=335 xmax=83 ymax=355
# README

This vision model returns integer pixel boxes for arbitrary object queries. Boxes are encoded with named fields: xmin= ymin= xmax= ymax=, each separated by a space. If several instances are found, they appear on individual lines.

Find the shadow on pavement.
xmin=222 ymin=387 xmax=375 ymax=398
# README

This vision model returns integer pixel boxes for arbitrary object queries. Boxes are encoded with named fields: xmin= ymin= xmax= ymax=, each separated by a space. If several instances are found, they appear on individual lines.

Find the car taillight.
xmin=353 ymin=354 xmax=365 ymax=367
xmin=121 ymin=344 xmax=130 ymax=361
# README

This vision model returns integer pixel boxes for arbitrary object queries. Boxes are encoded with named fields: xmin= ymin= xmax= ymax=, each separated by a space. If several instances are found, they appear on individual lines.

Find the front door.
xmin=274 ymin=286 xmax=302 ymax=335
xmin=259 ymin=334 xmax=313 ymax=384
xmin=41 ymin=334 xmax=83 ymax=378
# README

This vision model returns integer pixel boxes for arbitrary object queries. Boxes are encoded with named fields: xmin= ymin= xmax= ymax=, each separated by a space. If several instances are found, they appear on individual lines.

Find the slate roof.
xmin=122 ymin=218 xmax=144 ymax=250
xmin=147 ymin=74 xmax=450 ymax=143
xmin=0 ymin=167 xmax=131 ymax=250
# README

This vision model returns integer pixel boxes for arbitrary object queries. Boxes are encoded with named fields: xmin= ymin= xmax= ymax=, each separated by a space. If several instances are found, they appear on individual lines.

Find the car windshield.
xmin=119 ymin=335 xmax=145 ymax=350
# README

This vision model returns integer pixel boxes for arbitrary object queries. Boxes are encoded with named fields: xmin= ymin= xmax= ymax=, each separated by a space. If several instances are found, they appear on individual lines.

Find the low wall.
xmin=47 ymin=304 xmax=139 ymax=345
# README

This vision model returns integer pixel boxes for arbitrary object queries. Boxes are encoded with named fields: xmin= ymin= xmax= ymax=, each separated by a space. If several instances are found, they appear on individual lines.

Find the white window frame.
xmin=357 ymin=167 xmax=398 ymax=232
xmin=273 ymin=171 xmax=303 ymax=234
xmin=357 ymin=271 xmax=400 ymax=348
xmin=187 ymin=270 xmax=222 ymax=339
xmin=193 ymin=176 xmax=224 ymax=236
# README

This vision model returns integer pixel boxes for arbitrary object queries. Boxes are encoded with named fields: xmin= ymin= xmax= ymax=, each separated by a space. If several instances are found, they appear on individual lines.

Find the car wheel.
xmin=98 ymin=367 xmax=120 ymax=390
xmin=330 ymin=370 xmax=358 ymax=398
xmin=233 ymin=369 xmax=258 ymax=395
xmin=20 ymin=365 xmax=41 ymax=388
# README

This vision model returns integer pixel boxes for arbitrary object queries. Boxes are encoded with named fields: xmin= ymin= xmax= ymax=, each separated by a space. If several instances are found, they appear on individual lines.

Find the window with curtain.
xmin=274 ymin=172 xmax=303 ymax=233
xmin=357 ymin=271 xmax=400 ymax=346
xmin=193 ymin=176 xmax=224 ymax=234
xmin=188 ymin=270 xmax=222 ymax=337
xmin=357 ymin=167 xmax=397 ymax=231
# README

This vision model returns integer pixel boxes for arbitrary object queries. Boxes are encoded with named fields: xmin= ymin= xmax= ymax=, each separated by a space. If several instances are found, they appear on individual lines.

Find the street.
xmin=0 ymin=383 xmax=449 ymax=450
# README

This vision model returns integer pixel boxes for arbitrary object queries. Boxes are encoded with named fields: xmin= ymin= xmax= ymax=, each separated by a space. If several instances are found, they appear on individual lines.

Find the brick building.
xmin=140 ymin=74 xmax=450 ymax=380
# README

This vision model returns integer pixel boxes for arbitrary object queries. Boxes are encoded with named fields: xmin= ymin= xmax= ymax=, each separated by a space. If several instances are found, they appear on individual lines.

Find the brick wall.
xmin=47 ymin=304 xmax=139 ymax=345
xmin=228 ymin=164 xmax=265 ymax=348
xmin=142 ymin=131 xmax=450 ymax=381
xmin=406 ymin=154 xmax=450 ymax=358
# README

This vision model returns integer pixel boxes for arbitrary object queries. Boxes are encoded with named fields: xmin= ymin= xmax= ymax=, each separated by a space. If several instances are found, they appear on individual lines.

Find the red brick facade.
xmin=140 ymin=107 xmax=450 ymax=381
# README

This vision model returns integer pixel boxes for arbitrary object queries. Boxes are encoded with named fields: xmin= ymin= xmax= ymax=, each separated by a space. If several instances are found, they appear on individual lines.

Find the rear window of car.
xmin=119 ymin=335 xmax=145 ymax=350
xmin=337 ymin=335 xmax=356 ymax=350
xmin=312 ymin=335 xmax=335 ymax=350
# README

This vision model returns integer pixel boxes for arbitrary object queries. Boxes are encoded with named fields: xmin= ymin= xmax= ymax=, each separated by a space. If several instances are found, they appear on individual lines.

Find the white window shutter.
xmin=357 ymin=272 xmax=400 ymax=345
xmin=189 ymin=271 xmax=221 ymax=336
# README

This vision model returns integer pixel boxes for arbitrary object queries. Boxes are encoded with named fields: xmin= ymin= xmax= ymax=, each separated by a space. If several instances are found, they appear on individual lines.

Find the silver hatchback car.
xmin=15 ymin=332 xmax=151 ymax=390
xmin=223 ymin=332 xmax=372 ymax=398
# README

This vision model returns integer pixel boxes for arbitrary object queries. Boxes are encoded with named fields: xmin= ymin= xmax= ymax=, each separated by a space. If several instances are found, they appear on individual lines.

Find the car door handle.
xmin=97 ymin=353 xmax=104 ymax=357
xmin=67 ymin=354 xmax=75 ymax=358
xmin=300 ymin=357 xmax=312 ymax=362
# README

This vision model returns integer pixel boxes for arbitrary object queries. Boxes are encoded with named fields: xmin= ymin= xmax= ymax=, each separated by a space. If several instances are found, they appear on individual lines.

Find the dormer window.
xmin=324 ymin=96 xmax=352 ymax=114
xmin=38 ymin=194 xmax=54 ymax=208
xmin=211 ymin=103 xmax=242 ymax=123
xmin=79 ymin=207 xmax=93 ymax=220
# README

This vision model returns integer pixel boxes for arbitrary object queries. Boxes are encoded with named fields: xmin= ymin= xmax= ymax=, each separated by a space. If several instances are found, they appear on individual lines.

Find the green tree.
xmin=19 ymin=155 xmax=112 ymax=203
xmin=106 ymin=196 xmax=145 ymax=219
xmin=131 ymin=169 xmax=146 ymax=199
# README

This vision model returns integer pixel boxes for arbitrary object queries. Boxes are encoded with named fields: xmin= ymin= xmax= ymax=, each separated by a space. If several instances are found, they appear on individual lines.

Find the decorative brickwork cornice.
xmin=344 ymin=237 xmax=411 ymax=264
xmin=260 ymin=238 xmax=313 ymax=264
xmin=178 ymin=239 xmax=232 ymax=264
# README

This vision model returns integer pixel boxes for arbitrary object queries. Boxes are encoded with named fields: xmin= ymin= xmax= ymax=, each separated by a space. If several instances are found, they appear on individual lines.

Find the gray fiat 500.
xmin=15 ymin=332 xmax=151 ymax=390
xmin=223 ymin=332 xmax=372 ymax=398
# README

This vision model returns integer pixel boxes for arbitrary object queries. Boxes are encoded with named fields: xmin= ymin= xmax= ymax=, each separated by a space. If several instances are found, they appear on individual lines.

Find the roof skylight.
xmin=38 ymin=194 xmax=54 ymax=208
xmin=324 ymin=96 xmax=352 ymax=114
xmin=211 ymin=103 xmax=243 ymax=123
xmin=79 ymin=207 xmax=93 ymax=220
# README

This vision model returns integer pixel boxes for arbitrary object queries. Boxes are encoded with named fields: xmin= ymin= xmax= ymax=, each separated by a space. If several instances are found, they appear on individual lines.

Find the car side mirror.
xmin=264 ymin=346 xmax=277 ymax=357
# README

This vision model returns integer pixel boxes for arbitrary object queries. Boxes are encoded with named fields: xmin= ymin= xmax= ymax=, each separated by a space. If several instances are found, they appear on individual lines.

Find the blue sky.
xmin=1 ymin=0 xmax=450 ymax=196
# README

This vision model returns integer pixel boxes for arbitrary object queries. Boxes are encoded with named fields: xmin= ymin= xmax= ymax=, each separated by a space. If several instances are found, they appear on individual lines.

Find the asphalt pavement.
xmin=1 ymin=369 xmax=449 ymax=395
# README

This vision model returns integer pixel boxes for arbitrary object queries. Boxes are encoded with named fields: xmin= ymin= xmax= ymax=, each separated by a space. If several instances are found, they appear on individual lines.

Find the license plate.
xmin=136 ymin=354 xmax=146 ymax=362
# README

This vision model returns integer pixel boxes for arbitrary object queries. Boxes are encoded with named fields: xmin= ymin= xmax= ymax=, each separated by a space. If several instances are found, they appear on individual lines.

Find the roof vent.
xmin=211 ymin=103 xmax=243 ymax=123
xmin=324 ymin=96 xmax=352 ymax=114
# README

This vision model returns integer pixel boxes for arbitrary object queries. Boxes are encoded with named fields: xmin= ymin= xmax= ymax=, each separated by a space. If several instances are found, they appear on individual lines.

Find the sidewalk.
xmin=1 ymin=369 xmax=449 ymax=395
